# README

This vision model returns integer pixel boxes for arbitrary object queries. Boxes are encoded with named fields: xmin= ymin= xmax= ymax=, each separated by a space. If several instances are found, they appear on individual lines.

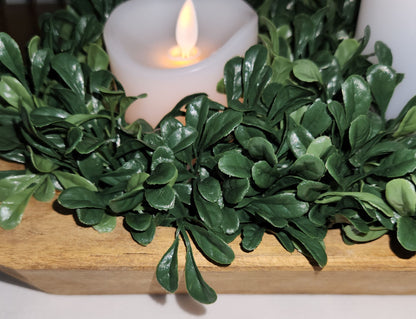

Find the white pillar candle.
xmin=103 ymin=0 xmax=258 ymax=127
xmin=355 ymin=0 xmax=416 ymax=119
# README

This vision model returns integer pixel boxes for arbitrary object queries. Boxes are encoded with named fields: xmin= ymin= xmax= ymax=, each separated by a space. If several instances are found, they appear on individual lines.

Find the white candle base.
xmin=104 ymin=0 xmax=258 ymax=127
xmin=355 ymin=0 xmax=416 ymax=119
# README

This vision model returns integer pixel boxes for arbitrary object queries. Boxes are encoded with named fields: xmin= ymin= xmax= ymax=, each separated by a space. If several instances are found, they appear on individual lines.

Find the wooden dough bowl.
xmin=1 ymin=160 xmax=415 ymax=295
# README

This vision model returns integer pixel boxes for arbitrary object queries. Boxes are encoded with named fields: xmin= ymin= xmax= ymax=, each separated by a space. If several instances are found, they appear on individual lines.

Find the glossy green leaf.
xmin=0 ymin=187 xmax=34 ymax=230
xmin=301 ymin=100 xmax=332 ymax=137
xmin=306 ymin=136 xmax=332 ymax=159
xmin=375 ymin=149 xmax=416 ymax=178
xmin=147 ymin=163 xmax=178 ymax=185
xmin=385 ymin=179 xmax=416 ymax=216
xmin=130 ymin=220 xmax=156 ymax=246
xmin=218 ymin=150 xmax=252 ymax=178
xmin=197 ymin=177 xmax=222 ymax=204
xmin=52 ymin=53 xmax=85 ymax=99
xmin=53 ymin=171 xmax=97 ymax=192
xmin=367 ymin=64 xmax=397 ymax=117
xmin=224 ymin=56 xmax=243 ymax=103
xmin=252 ymin=161 xmax=277 ymax=189
xmin=58 ymin=187 xmax=107 ymax=209
xmin=185 ymin=245 xmax=217 ymax=304
xmin=343 ymin=225 xmax=388 ymax=243
xmin=202 ymin=110 xmax=242 ymax=148
xmin=126 ymin=212 xmax=152 ymax=232
xmin=0 ymin=32 xmax=27 ymax=87
xmin=223 ymin=178 xmax=250 ymax=204
xmin=374 ymin=41 xmax=392 ymax=66
xmin=109 ymin=190 xmax=144 ymax=213
xmin=342 ymin=75 xmax=372 ymax=122
xmin=241 ymin=224 xmax=265 ymax=251
xmin=397 ymin=216 xmax=416 ymax=251
xmin=93 ymin=214 xmax=117 ymax=233
xmin=291 ymin=154 xmax=326 ymax=181
xmin=334 ymin=38 xmax=359 ymax=69
xmin=221 ymin=207 xmax=239 ymax=235
xmin=76 ymin=208 xmax=105 ymax=226
xmin=33 ymin=175 xmax=56 ymax=202
xmin=31 ymin=49 xmax=51 ymax=94
xmin=394 ymin=105 xmax=416 ymax=137
xmin=297 ymin=180 xmax=329 ymax=202
xmin=194 ymin=191 xmax=223 ymax=228
xmin=156 ymin=237 xmax=179 ymax=293
xmin=0 ymin=76 xmax=34 ymax=110
xmin=250 ymin=193 xmax=309 ymax=219
xmin=246 ymin=137 xmax=277 ymax=166
xmin=145 ymin=185 xmax=175 ymax=211
xmin=86 ymin=43 xmax=109 ymax=71
xmin=286 ymin=226 xmax=327 ymax=267
xmin=293 ymin=59 xmax=322 ymax=83
xmin=188 ymin=224 xmax=234 ymax=265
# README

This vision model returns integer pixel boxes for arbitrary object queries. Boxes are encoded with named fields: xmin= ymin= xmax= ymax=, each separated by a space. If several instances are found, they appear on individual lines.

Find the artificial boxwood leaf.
xmin=223 ymin=177 xmax=250 ymax=205
xmin=374 ymin=41 xmax=392 ymax=66
xmin=151 ymin=146 xmax=175 ymax=171
xmin=293 ymin=59 xmax=322 ymax=83
xmin=241 ymin=224 xmax=265 ymax=251
xmin=53 ymin=171 xmax=98 ymax=192
xmin=0 ymin=32 xmax=27 ymax=87
xmin=275 ymin=231 xmax=295 ymax=253
xmin=0 ymin=187 xmax=34 ymax=230
xmin=224 ymin=56 xmax=243 ymax=103
xmin=58 ymin=187 xmax=107 ymax=209
xmin=394 ymin=105 xmax=416 ymax=137
xmin=306 ymin=136 xmax=332 ymax=159
xmin=252 ymin=161 xmax=276 ymax=189
xmin=374 ymin=149 xmax=416 ymax=178
xmin=334 ymin=38 xmax=359 ymax=69
xmin=297 ymin=180 xmax=329 ymax=202
xmin=202 ymin=110 xmax=243 ymax=148
xmin=86 ymin=43 xmax=109 ymax=71
xmin=385 ymin=179 xmax=416 ymax=216
xmin=145 ymin=185 xmax=175 ymax=211
xmin=156 ymin=237 xmax=179 ymax=293
xmin=31 ymin=48 xmax=51 ymax=94
xmin=288 ymin=125 xmax=314 ymax=158
xmin=185 ymin=245 xmax=217 ymax=304
xmin=109 ymin=190 xmax=144 ymax=213
xmin=342 ymin=75 xmax=372 ymax=122
xmin=147 ymin=163 xmax=178 ymax=185
xmin=52 ymin=53 xmax=85 ymax=99
xmin=246 ymin=137 xmax=277 ymax=166
xmin=218 ymin=150 xmax=252 ymax=178
xmin=125 ymin=212 xmax=152 ymax=232
xmin=33 ymin=175 xmax=56 ymax=202
xmin=301 ymin=100 xmax=332 ymax=137
xmin=0 ymin=76 xmax=34 ymax=110
xmin=193 ymin=191 xmax=222 ymax=229
xmin=286 ymin=226 xmax=327 ymax=267
xmin=76 ymin=208 xmax=105 ymax=226
xmin=197 ymin=177 xmax=222 ymax=204
xmin=291 ymin=154 xmax=326 ymax=181
xmin=130 ymin=220 xmax=156 ymax=246
xmin=221 ymin=207 xmax=239 ymax=235
xmin=166 ymin=126 xmax=198 ymax=153
xmin=397 ymin=216 xmax=416 ymax=251
xmin=242 ymin=45 xmax=272 ymax=105
xmin=249 ymin=193 xmax=309 ymax=220
xmin=29 ymin=149 xmax=59 ymax=173
xmin=93 ymin=214 xmax=117 ymax=233
xmin=343 ymin=225 xmax=387 ymax=243
xmin=367 ymin=64 xmax=397 ymax=117
xmin=187 ymin=224 xmax=234 ymax=265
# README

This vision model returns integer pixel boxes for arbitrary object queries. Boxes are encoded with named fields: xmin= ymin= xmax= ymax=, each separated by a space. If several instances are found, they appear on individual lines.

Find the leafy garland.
xmin=1 ymin=0 xmax=416 ymax=304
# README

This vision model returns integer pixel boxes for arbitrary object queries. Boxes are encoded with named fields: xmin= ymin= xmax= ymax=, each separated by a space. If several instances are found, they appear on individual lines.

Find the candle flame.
xmin=176 ymin=0 xmax=198 ymax=59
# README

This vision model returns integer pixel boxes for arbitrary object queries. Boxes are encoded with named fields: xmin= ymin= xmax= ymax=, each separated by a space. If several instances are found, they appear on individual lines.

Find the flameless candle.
xmin=103 ymin=0 xmax=258 ymax=127
xmin=356 ymin=0 xmax=416 ymax=119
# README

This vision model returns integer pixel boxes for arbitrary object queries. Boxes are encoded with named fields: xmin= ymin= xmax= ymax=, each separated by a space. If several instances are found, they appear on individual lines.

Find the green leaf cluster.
xmin=1 ymin=0 xmax=416 ymax=304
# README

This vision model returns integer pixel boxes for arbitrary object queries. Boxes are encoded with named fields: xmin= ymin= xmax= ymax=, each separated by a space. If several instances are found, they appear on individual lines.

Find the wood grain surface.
xmin=0 ymin=160 xmax=416 ymax=295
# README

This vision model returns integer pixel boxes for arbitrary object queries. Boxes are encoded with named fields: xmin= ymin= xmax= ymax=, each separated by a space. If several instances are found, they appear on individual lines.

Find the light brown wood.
xmin=0 ymin=160 xmax=416 ymax=295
